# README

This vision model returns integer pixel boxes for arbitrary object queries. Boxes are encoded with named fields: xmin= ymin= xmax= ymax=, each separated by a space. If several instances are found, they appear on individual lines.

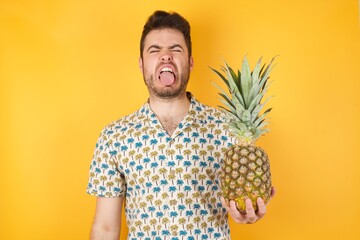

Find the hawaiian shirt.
xmin=87 ymin=93 xmax=236 ymax=240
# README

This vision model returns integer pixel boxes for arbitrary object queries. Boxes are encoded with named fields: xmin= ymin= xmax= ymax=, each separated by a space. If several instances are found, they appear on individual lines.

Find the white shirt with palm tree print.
xmin=87 ymin=93 xmax=236 ymax=240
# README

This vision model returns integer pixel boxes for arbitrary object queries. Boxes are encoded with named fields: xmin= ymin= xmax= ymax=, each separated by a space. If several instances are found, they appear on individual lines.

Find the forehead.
xmin=143 ymin=28 xmax=187 ymax=48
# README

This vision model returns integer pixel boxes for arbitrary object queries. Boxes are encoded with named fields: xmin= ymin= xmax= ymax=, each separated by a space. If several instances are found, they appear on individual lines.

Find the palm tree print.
xmin=99 ymin=175 xmax=107 ymax=186
xmin=161 ymin=217 xmax=170 ymax=229
xmin=154 ymin=200 xmax=162 ymax=210
xmin=150 ymin=218 xmax=157 ymax=230
xmin=106 ymin=181 xmax=114 ymax=191
xmin=86 ymin=95 xmax=234 ymax=239
xmin=186 ymin=223 xmax=194 ymax=236
xmin=191 ymin=144 xmax=199 ymax=154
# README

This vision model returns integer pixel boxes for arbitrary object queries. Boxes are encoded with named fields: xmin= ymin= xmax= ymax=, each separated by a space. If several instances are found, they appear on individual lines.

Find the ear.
xmin=139 ymin=57 xmax=143 ymax=72
xmin=189 ymin=56 xmax=194 ymax=72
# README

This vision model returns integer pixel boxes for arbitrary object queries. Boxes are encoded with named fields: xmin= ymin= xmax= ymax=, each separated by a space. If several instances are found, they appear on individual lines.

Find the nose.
xmin=160 ymin=51 xmax=173 ymax=62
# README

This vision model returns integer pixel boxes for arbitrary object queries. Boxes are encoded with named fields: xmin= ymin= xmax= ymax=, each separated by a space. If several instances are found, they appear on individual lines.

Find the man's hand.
xmin=221 ymin=187 xmax=276 ymax=224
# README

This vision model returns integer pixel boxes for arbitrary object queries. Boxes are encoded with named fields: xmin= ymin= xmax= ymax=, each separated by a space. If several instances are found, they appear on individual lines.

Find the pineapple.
xmin=211 ymin=56 xmax=275 ymax=213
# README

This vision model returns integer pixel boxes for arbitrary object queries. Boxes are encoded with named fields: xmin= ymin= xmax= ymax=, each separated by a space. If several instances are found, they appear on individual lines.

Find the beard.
xmin=143 ymin=63 xmax=190 ymax=99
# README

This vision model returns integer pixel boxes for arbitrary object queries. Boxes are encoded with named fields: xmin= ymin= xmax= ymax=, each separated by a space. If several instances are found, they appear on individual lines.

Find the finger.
xmin=229 ymin=201 xmax=241 ymax=216
xmin=263 ymin=187 xmax=276 ymax=207
xmin=270 ymin=187 xmax=276 ymax=198
xmin=220 ymin=197 xmax=230 ymax=211
xmin=256 ymin=197 xmax=267 ymax=218
xmin=245 ymin=198 xmax=257 ymax=223
xmin=229 ymin=200 xmax=243 ymax=222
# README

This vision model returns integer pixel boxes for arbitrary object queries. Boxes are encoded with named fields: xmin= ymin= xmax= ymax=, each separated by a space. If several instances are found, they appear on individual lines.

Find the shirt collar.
xmin=138 ymin=92 xmax=200 ymax=128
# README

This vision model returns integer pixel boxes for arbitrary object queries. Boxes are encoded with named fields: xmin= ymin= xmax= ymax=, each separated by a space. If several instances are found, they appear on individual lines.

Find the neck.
xmin=148 ymin=93 xmax=191 ymax=136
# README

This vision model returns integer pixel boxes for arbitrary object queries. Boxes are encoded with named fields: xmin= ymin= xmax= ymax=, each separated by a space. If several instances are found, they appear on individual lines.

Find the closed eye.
xmin=171 ymin=48 xmax=182 ymax=52
xmin=147 ymin=45 xmax=161 ymax=53
xmin=170 ymin=44 xmax=184 ymax=52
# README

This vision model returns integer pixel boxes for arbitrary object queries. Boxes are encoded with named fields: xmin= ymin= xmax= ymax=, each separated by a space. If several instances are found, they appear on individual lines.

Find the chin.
xmin=154 ymin=88 xmax=185 ymax=98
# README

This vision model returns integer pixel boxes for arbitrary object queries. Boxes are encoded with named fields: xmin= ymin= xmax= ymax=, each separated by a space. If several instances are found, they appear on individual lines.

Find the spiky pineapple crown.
xmin=211 ymin=56 xmax=276 ymax=144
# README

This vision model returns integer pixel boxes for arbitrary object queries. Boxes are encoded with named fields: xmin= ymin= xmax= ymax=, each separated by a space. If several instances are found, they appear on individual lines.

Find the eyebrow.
xmin=147 ymin=44 xmax=184 ymax=52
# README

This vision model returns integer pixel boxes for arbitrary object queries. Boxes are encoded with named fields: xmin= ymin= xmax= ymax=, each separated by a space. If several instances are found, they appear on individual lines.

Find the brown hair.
xmin=140 ymin=10 xmax=192 ymax=58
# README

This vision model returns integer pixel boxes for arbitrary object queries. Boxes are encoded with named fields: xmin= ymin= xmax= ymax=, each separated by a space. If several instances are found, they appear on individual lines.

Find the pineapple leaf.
xmin=263 ymin=107 xmax=272 ymax=114
xmin=241 ymin=110 xmax=251 ymax=123
xmin=247 ymin=83 xmax=261 ymax=109
xmin=248 ymin=81 xmax=271 ymax=113
xmin=240 ymin=57 xmax=252 ymax=107
xmin=218 ymin=105 xmax=242 ymax=122
xmin=224 ymin=63 xmax=245 ymax=105
xmin=251 ymin=57 xmax=263 ymax=84
xmin=258 ymin=63 xmax=266 ymax=78
xmin=257 ymin=120 xmax=270 ymax=129
xmin=256 ymin=129 xmax=270 ymax=137
xmin=211 ymin=55 xmax=276 ymax=140
xmin=218 ymin=98 xmax=237 ymax=115
xmin=260 ymin=77 xmax=269 ymax=91
xmin=218 ymin=92 xmax=234 ymax=107
xmin=248 ymin=91 xmax=264 ymax=113
xmin=259 ymin=57 xmax=276 ymax=85
xmin=244 ymin=131 xmax=253 ymax=138
xmin=253 ymin=129 xmax=269 ymax=140
xmin=236 ymin=122 xmax=247 ymax=132
xmin=235 ymin=107 xmax=244 ymax=120
xmin=232 ymin=89 xmax=246 ymax=108
xmin=253 ymin=108 xmax=271 ymax=127
xmin=218 ymin=62 xmax=247 ymax=108
xmin=250 ymin=96 xmax=272 ymax=122
xmin=228 ymin=66 xmax=240 ymax=90
xmin=233 ymin=99 xmax=245 ymax=116
xmin=212 ymin=70 xmax=243 ymax=111
xmin=210 ymin=67 xmax=230 ymax=88
xmin=212 ymin=82 xmax=233 ymax=104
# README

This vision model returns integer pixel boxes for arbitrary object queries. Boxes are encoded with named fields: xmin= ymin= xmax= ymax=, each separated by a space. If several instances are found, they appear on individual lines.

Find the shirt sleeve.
xmin=86 ymin=125 xmax=126 ymax=197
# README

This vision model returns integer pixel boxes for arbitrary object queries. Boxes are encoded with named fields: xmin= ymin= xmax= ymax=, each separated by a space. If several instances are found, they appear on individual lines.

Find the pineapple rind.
xmin=220 ymin=144 xmax=272 ymax=213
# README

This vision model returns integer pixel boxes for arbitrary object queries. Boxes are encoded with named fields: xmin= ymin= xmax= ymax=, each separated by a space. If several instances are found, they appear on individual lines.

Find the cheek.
xmin=143 ymin=58 xmax=157 ymax=73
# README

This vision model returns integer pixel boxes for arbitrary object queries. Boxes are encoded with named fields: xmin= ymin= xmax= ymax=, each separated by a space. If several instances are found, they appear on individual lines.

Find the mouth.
xmin=158 ymin=66 xmax=176 ymax=86
xmin=160 ymin=67 xmax=174 ymax=74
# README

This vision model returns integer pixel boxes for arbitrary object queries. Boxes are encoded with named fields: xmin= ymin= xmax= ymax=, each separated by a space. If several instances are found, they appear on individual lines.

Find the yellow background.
xmin=1 ymin=0 xmax=359 ymax=239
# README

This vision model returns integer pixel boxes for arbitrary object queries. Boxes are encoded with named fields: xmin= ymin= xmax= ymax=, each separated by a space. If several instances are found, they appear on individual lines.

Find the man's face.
xmin=139 ymin=28 xmax=194 ymax=99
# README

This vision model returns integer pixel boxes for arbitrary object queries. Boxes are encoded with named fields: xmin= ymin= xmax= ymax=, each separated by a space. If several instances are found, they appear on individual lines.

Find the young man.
xmin=87 ymin=10 xmax=273 ymax=240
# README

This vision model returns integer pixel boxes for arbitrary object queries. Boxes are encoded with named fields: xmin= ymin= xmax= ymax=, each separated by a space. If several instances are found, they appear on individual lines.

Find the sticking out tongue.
xmin=159 ymin=72 xmax=175 ymax=86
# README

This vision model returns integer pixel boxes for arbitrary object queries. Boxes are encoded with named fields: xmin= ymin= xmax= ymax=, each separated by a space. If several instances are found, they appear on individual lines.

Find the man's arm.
xmin=90 ymin=197 xmax=124 ymax=240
